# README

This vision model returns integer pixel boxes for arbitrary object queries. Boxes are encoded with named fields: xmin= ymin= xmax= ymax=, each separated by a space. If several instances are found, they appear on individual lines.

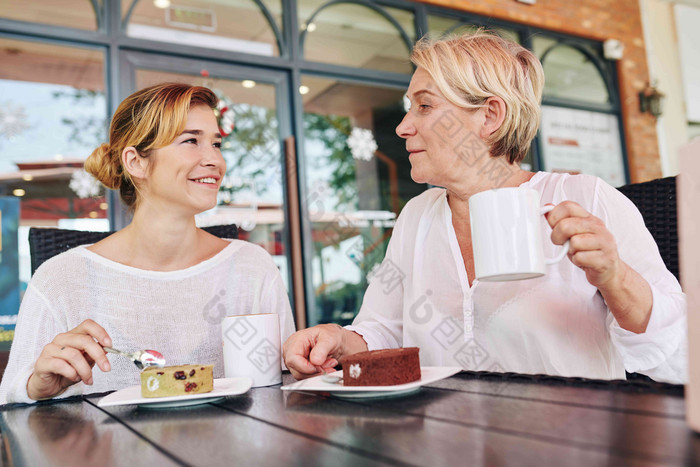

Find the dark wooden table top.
xmin=0 ymin=372 xmax=696 ymax=466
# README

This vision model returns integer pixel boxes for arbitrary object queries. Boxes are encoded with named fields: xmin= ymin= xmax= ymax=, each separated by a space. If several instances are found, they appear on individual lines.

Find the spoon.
xmin=318 ymin=367 xmax=343 ymax=384
xmin=321 ymin=374 xmax=343 ymax=384
xmin=103 ymin=347 xmax=166 ymax=370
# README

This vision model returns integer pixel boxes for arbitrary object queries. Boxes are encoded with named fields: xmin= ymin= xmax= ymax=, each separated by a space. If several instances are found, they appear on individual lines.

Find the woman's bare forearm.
xmin=598 ymin=261 xmax=653 ymax=334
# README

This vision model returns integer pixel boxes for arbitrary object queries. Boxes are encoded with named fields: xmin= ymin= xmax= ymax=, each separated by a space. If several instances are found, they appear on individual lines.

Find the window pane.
xmin=533 ymin=36 xmax=610 ymax=105
xmin=301 ymin=76 xmax=423 ymax=326
xmin=427 ymin=16 xmax=519 ymax=43
xmin=124 ymin=0 xmax=282 ymax=56
xmin=0 ymin=39 xmax=107 ymax=344
xmin=135 ymin=69 xmax=290 ymax=291
xmin=300 ymin=1 xmax=414 ymax=73
xmin=689 ymin=122 xmax=700 ymax=141
xmin=0 ymin=0 xmax=99 ymax=31
xmin=520 ymin=146 xmax=535 ymax=172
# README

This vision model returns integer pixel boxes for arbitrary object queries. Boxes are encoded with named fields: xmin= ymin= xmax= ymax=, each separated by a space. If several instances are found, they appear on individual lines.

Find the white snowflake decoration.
xmin=215 ymin=98 xmax=235 ymax=137
xmin=69 ymin=169 xmax=102 ymax=198
xmin=0 ymin=103 xmax=30 ymax=140
xmin=346 ymin=127 xmax=377 ymax=162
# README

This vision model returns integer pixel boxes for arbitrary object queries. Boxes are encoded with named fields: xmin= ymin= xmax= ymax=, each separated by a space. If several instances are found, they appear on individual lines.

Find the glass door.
xmin=120 ymin=51 xmax=296 ymax=308
xmin=299 ymin=76 xmax=417 ymax=327
xmin=0 ymin=38 xmax=107 ymax=345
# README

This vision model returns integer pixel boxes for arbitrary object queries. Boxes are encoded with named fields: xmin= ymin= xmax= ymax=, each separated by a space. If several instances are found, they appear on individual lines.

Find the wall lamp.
xmin=639 ymin=83 xmax=665 ymax=118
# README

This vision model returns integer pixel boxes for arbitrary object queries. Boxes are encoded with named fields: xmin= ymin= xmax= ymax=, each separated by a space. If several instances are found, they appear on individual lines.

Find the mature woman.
xmin=283 ymin=32 xmax=686 ymax=384
xmin=0 ymin=83 xmax=295 ymax=404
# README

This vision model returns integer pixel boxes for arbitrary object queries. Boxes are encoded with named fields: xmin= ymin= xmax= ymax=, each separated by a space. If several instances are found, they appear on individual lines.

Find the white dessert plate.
xmin=97 ymin=377 xmax=252 ymax=409
xmin=281 ymin=367 xmax=462 ymax=399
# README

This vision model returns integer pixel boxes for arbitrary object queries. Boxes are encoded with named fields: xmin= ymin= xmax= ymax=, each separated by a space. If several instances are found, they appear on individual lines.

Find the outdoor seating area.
xmin=0 ymin=1 xmax=698 ymax=466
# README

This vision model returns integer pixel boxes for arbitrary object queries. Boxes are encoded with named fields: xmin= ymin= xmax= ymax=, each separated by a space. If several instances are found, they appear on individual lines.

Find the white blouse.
xmin=347 ymin=172 xmax=687 ymax=384
xmin=0 ymin=240 xmax=296 ymax=404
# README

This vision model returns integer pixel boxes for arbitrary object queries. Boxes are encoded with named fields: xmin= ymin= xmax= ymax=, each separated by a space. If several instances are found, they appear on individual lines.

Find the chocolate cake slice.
xmin=140 ymin=364 xmax=214 ymax=398
xmin=339 ymin=348 xmax=421 ymax=386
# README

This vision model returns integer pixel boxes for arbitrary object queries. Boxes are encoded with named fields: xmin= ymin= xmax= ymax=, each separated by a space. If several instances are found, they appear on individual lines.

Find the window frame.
xmin=0 ymin=0 xmax=630 ymax=329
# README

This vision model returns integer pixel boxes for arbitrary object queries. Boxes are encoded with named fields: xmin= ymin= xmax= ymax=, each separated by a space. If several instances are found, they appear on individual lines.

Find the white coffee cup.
xmin=222 ymin=313 xmax=282 ymax=387
xmin=468 ymin=187 xmax=569 ymax=281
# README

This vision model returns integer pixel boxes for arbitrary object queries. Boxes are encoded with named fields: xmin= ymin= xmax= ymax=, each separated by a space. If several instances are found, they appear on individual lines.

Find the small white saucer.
xmin=98 ymin=377 xmax=252 ymax=409
xmin=281 ymin=367 xmax=462 ymax=399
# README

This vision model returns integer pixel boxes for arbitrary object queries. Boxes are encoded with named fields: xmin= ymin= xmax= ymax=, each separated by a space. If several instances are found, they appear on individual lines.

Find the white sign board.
xmin=675 ymin=4 xmax=700 ymax=122
xmin=540 ymin=105 xmax=626 ymax=186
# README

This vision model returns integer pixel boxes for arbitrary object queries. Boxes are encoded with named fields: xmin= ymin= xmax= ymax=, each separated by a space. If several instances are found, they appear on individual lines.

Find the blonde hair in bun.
xmin=85 ymin=142 xmax=123 ymax=190
xmin=85 ymin=82 xmax=218 ymax=209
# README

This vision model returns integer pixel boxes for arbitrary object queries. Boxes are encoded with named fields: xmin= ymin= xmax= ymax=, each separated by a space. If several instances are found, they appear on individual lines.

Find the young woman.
xmin=0 ymin=83 xmax=295 ymax=403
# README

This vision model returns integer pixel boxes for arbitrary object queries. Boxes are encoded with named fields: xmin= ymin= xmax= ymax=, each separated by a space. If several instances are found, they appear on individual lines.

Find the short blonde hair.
xmin=84 ymin=83 xmax=218 ymax=208
xmin=411 ymin=31 xmax=544 ymax=164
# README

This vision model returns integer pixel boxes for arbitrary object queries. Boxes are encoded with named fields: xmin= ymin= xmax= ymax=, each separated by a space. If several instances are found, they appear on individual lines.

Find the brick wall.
xmin=418 ymin=0 xmax=660 ymax=183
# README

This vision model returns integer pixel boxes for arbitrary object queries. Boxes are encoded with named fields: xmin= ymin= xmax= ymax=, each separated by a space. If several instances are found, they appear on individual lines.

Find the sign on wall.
xmin=675 ymin=4 xmax=700 ymax=123
xmin=540 ymin=105 xmax=626 ymax=186
xmin=0 ymin=197 xmax=20 ymax=337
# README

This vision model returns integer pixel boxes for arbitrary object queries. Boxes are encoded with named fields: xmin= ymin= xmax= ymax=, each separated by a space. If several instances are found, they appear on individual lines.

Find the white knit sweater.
xmin=0 ymin=239 xmax=295 ymax=404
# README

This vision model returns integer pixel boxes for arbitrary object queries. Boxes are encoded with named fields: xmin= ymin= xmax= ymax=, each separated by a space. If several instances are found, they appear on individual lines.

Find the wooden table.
xmin=0 ymin=372 xmax=696 ymax=466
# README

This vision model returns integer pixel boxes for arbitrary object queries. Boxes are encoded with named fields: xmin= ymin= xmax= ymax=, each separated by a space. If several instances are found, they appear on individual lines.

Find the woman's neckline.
xmin=76 ymin=239 xmax=240 ymax=277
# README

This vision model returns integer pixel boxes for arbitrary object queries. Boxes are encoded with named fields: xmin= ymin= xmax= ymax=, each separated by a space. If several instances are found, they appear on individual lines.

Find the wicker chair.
xmin=616 ymin=176 xmax=679 ymax=282
xmin=616 ymin=176 xmax=678 ymax=383
xmin=28 ymin=224 xmax=238 ymax=275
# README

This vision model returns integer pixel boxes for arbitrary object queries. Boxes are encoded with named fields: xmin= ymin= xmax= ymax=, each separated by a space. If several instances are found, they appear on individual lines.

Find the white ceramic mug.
xmin=468 ymin=187 xmax=569 ymax=281
xmin=222 ymin=313 xmax=282 ymax=387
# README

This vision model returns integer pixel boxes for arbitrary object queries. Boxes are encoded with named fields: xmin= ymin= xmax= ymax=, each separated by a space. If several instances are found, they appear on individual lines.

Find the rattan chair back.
xmin=617 ymin=176 xmax=678 ymax=282
xmin=28 ymin=224 xmax=238 ymax=275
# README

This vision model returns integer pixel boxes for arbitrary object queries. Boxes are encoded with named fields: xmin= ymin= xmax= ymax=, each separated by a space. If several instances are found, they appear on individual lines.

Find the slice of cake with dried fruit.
xmin=338 ymin=348 xmax=421 ymax=386
xmin=140 ymin=364 xmax=214 ymax=398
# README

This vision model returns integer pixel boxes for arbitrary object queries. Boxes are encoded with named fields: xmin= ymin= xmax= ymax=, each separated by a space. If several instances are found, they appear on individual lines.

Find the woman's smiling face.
xmin=143 ymin=105 xmax=226 ymax=215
